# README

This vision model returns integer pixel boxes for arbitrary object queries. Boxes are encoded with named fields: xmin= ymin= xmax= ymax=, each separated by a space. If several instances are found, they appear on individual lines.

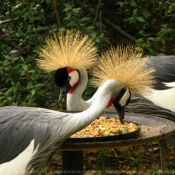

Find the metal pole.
xmin=159 ymin=139 xmax=167 ymax=175
xmin=62 ymin=151 xmax=84 ymax=175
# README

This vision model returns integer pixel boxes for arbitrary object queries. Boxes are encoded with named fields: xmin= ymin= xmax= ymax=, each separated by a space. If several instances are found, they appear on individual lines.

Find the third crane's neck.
xmin=68 ymin=69 xmax=88 ymax=98
xmin=67 ymin=69 xmax=88 ymax=110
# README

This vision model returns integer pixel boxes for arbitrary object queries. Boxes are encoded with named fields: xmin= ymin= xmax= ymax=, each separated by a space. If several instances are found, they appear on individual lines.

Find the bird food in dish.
xmin=71 ymin=116 xmax=139 ymax=138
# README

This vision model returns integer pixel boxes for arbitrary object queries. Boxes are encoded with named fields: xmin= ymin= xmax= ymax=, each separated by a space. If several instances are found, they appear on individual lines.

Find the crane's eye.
xmin=67 ymin=76 xmax=71 ymax=81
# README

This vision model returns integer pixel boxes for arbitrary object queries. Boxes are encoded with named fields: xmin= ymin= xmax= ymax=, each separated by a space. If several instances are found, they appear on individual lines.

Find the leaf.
xmin=133 ymin=9 xmax=137 ymax=16
xmin=11 ymin=81 xmax=15 ymax=86
xmin=141 ymin=9 xmax=151 ymax=18
xmin=80 ymin=17 xmax=90 ymax=22
xmin=4 ymin=67 xmax=10 ymax=71
xmin=3 ymin=60 xmax=10 ymax=66
xmin=131 ymin=2 xmax=137 ymax=7
xmin=139 ymin=31 xmax=146 ymax=36
xmin=148 ymin=37 xmax=155 ymax=41
xmin=137 ymin=17 xmax=145 ymax=22
xmin=150 ymin=49 xmax=156 ymax=56
xmin=0 ymin=100 xmax=7 ymax=107
xmin=31 ymin=89 xmax=35 ymax=95
xmin=22 ymin=65 xmax=28 ymax=70
xmin=90 ymin=32 xmax=97 ymax=38
xmin=10 ymin=50 xmax=19 ymax=54
xmin=86 ymin=26 xmax=95 ymax=30
xmin=0 ymin=96 xmax=5 ymax=100
xmin=127 ymin=17 xmax=135 ymax=24
xmin=154 ymin=37 xmax=161 ymax=42
xmin=27 ymin=82 xmax=33 ymax=89
xmin=95 ymin=38 xmax=100 ymax=43
xmin=5 ymin=88 xmax=12 ymax=96
xmin=161 ymin=38 xmax=165 ymax=45
xmin=8 ymin=20 xmax=14 ymax=29
xmin=72 ymin=8 xmax=81 ymax=13
xmin=64 ymin=3 xmax=71 ymax=8
xmin=37 ymin=35 xmax=44 ymax=44
xmin=26 ymin=94 xmax=33 ymax=100
xmin=116 ymin=2 xmax=123 ymax=7
xmin=46 ymin=0 xmax=51 ymax=4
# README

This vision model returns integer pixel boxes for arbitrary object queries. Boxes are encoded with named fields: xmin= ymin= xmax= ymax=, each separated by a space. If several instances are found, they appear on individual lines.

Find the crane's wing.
xmin=143 ymin=56 xmax=175 ymax=112
xmin=125 ymin=94 xmax=175 ymax=121
xmin=147 ymin=56 xmax=175 ymax=90
xmin=0 ymin=106 xmax=66 ymax=164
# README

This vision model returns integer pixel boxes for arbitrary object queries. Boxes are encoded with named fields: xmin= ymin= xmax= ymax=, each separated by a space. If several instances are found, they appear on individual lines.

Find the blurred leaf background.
xmin=0 ymin=0 xmax=175 ymax=108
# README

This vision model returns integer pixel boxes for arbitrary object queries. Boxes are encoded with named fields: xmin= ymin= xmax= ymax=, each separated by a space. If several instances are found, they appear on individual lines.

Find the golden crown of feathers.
xmin=36 ymin=30 xmax=98 ymax=71
xmin=92 ymin=45 xmax=156 ymax=95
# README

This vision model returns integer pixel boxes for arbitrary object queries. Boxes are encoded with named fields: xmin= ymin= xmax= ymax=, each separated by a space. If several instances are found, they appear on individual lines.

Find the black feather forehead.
xmin=54 ymin=68 xmax=68 ymax=87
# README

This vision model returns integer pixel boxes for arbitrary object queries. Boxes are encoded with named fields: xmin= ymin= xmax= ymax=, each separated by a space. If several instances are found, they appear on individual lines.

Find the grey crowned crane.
xmin=36 ymin=29 xmax=98 ymax=111
xmin=113 ymin=55 xmax=175 ymax=125
xmin=0 ymin=54 xmax=155 ymax=174
xmin=105 ymin=55 xmax=175 ymax=119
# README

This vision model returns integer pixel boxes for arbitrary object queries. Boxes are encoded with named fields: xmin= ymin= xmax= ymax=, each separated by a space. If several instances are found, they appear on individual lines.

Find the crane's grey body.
xmin=143 ymin=56 xmax=175 ymax=112
xmin=146 ymin=56 xmax=175 ymax=90
xmin=0 ymin=79 xmax=126 ymax=174
xmin=0 ymin=106 xmax=69 ymax=174
xmin=125 ymin=94 xmax=175 ymax=121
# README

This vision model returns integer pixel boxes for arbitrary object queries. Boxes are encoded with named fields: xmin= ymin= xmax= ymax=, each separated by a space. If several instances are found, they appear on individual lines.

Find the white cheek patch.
xmin=69 ymin=70 xmax=79 ymax=87
xmin=119 ymin=88 xmax=130 ymax=106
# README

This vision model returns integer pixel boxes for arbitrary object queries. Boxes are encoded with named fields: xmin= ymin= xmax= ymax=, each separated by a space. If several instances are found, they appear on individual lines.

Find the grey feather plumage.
xmin=0 ymin=106 xmax=67 ymax=172
xmin=126 ymin=94 xmax=175 ymax=120
xmin=146 ymin=56 xmax=175 ymax=90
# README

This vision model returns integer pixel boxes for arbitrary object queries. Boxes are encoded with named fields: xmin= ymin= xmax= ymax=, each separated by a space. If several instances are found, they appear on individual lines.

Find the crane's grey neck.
xmin=67 ymin=69 xmax=88 ymax=111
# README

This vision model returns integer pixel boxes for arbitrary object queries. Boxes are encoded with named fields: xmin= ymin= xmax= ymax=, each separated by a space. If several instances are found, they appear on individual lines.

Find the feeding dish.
xmin=65 ymin=116 xmax=141 ymax=143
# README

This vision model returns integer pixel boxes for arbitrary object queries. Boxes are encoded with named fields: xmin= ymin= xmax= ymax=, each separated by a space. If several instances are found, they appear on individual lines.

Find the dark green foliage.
xmin=0 ymin=0 xmax=175 ymax=108
xmin=0 ymin=0 xmax=59 ymax=108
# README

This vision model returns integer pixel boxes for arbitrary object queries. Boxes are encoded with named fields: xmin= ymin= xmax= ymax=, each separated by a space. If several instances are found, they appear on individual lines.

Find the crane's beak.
xmin=113 ymin=101 xmax=125 ymax=123
xmin=59 ymin=80 xmax=71 ymax=99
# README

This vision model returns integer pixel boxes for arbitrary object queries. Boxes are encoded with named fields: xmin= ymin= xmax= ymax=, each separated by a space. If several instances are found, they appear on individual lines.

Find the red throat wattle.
xmin=107 ymin=97 xmax=116 ymax=108
xmin=66 ymin=67 xmax=78 ymax=94
xmin=69 ymin=84 xmax=78 ymax=94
